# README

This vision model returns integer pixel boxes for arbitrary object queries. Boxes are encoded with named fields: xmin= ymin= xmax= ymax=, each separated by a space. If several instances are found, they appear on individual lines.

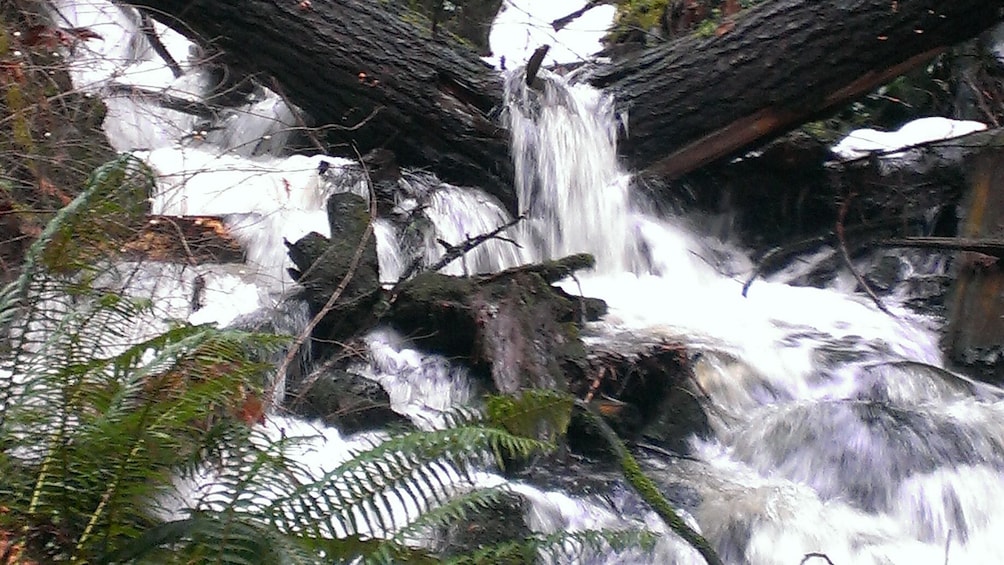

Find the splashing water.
xmin=37 ymin=1 xmax=1004 ymax=563
xmin=505 ymin=70 xmax=642 ymax=273
xmin=500 ymin=65 xmax=1004 ymax=563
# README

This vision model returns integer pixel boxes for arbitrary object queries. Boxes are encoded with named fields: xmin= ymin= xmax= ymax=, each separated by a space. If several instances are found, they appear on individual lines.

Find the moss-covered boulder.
xmin=387 ymin=254 xmax=606 ymax=394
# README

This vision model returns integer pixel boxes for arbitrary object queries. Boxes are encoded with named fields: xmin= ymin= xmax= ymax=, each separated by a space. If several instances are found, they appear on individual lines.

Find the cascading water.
xmin=505 ymin=68 xmax=1004 ymax=563
xmin=505 ymin=71 xmax=642 ymax=273
xmin=35 ymin=1 xmax=1004 ymax=563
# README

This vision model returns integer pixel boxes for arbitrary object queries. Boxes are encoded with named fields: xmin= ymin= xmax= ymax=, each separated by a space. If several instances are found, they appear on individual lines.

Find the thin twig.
xmin=287 ymin=347 xmax=352 ymax=408
xmin=425 ymin=214 xmax=525 ymax=274
xmin=551 ymin=0 xmax=609 ymax=31
xmin=104 ymin=83 xmax=216 ymax=119
xmin=583 ymin=366 xmax=606 ymax=403
xmin=379 ymin=214 xmax=524 ymax=315
xmin=800 ymin=553 xmax=835 ymax=565
xmin=836 ymin=191 xmax=893 ymax=316
xmin=270 ymin=76 xmax=385 ymax=137
xmin=270 ymin=77 xmax=326 ymax=153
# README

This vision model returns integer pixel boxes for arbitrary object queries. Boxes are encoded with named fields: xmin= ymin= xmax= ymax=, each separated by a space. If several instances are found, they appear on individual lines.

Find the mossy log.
xmin=284 ymin=193 xmax=382 ymax=343
xmin=285 ymin=194 xmax=607 ymax=393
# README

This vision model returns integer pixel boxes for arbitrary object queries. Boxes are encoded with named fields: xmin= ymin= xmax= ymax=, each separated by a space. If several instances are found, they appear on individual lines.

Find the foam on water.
xmin=499 ymin=62 xmax=1004 ymax=564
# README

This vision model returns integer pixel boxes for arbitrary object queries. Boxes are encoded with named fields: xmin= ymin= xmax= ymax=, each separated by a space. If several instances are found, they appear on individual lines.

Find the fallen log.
xmin=127 ymin=0 xmax=514 ymax=208
xmin=121 ymin=215 xmax=244 ymax=264
xmin=131 ymin=0 xmax=1000 ymax=205
xmin=591 ymin=0 xmax=1002 ymax=178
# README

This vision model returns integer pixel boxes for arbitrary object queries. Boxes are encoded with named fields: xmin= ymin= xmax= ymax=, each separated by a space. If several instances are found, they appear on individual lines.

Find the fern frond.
xmin=445 ymin=528 xmax=659 ymax=565
xmin=485 ymin=389 xmax=574 ymax=443
xmin=7 ymin=154 xmax=151 ymax=316
xmin=273 ymin=425 xmax=547 ymax=535
xmin=390 ymin=484 xmax=511 ymax=544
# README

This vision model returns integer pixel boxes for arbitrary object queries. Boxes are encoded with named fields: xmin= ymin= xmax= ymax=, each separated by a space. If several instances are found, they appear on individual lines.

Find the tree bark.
xmin=591 ymin=0 xmax=1002 ymax=177
xmin=128 ymin=0 xmax=515 ymax=207
xmin=131 ymin=0 xmax=1001 ymax=205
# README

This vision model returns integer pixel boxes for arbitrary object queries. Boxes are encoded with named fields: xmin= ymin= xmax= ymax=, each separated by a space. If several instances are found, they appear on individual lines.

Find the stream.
xmin=40 ymin=1 xmax=1004 ymax=563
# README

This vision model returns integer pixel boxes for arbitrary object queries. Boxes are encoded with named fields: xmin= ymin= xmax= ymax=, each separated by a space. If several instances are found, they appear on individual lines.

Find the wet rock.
xmin=285 ymin=193 xmax=381 ymax=343
xmin=863 ymin=254 xmax=904 ymax=292
xmin=731 ymin=399 xmax=1004 ymax=513
xmin=566 ymin=342 xmax=711 ymax=456
xmin=288 ymin=368 xmax=409 ymax=434
xmin=229 ymin=298 xmax=313 ymax=394
xmin=439 ymin=491 xmax=532 ymax=560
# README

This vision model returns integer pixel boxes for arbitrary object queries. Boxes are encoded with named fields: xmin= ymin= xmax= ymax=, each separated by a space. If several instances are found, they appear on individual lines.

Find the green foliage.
xmin=447 ymin=529 xmax=659 ymax=565
xmin=608 ymin=0 xmax=669 ymax=45
xmin=0 ymin=6 xmax=115 ymax=281
xmin=0 ymin=156 xmax=660 ymax=564
xmin=0 ymin=157 xmax=286 ymax=562
xmin=485 ymin=388 xmax=574 ymax=444
xmin=574 ymin=399 xmax=722 ymax=565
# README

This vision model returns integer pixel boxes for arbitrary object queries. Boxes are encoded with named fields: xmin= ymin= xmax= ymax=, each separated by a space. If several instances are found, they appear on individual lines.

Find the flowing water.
xmin=35 ymin=2 xmax=1004 ymax=563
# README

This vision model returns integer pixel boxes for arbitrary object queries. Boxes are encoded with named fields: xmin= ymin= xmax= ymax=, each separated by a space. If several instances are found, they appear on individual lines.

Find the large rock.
xmin=288 ymin=368 xmax=409 ymax=434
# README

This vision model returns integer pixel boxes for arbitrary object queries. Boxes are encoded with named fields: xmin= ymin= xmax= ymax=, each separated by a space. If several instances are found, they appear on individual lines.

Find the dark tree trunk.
xmin=131 ymin=0 xmax=1001 ymax=206
xmin=128 ymin=0 xmax=515 ymax=207
xmin=591 ymin=0 xmax=1001 ymax=177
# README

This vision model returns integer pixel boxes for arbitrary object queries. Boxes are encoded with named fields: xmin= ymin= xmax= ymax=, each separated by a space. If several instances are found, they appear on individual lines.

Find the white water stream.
xmin=37 ymin=1 xmax=1004 ymax=563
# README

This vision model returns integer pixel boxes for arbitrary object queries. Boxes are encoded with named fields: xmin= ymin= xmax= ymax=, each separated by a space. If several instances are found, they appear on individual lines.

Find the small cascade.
xmin=505 ymin=70 xmax=642 ymax=273
xmin=497 ymin=61 xmax=1004 ymax=563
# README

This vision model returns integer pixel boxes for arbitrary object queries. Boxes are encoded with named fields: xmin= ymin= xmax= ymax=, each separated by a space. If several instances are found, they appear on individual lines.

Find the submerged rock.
xmin=439 ymin=491 xmax=532 ymax=559
xmin=288 ymin=367 xmax=409 ymax=435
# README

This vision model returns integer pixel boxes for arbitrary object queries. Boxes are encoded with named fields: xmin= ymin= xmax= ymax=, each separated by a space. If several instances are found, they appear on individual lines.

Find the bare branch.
xmin=104 ymin=83 xmax=216 ymax=119
xmin=836 ymin=192 xmax=893 ymax=317
xmin=139 ymin=11 xmax=183 ymax=78
xmin=800 ymin=553 xmax=836 ymax=565
xmin=550 ymin=0 xmax=610 ymax=32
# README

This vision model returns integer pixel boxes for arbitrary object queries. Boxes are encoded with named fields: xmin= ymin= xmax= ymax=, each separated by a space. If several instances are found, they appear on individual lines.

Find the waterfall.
xmin=505 ymin=70 xmax=643 ymax=273
xmin=25 ymin=1 xmax=1004 ymax=563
